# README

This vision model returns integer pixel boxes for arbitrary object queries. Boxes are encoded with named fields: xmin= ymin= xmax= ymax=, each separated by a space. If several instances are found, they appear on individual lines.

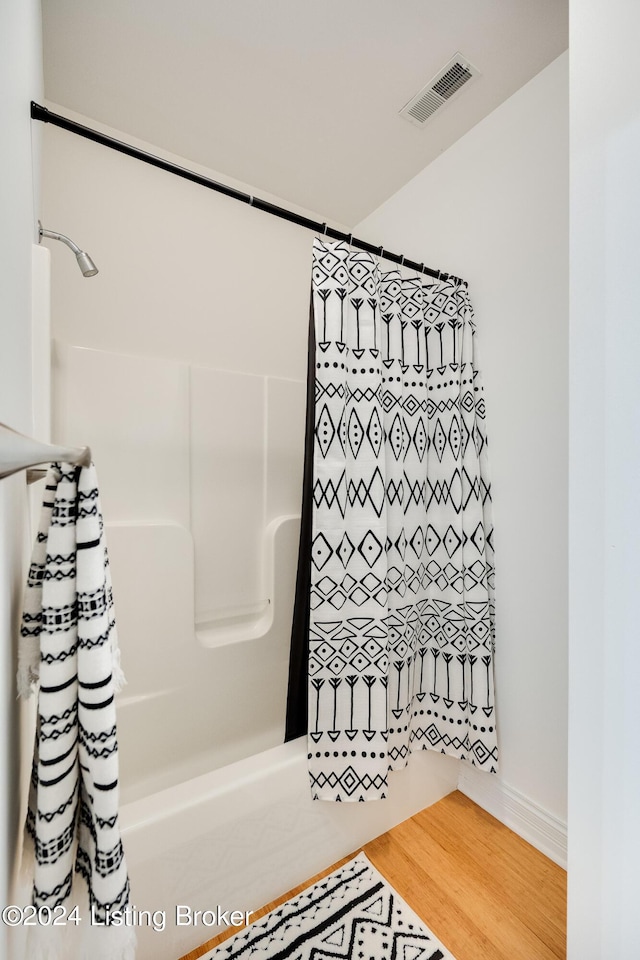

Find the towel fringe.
xmin=19 ymin=826 xmax=36 ymax=885
xmin=79 ymin=917 xmax=137 ymax=960
xmin=17 ymin=636 xmax=40 ymax=699
xmin=111 ymin=647 xmax=126 ymax=695
xmin=24 ymin=922 xmax=71 ymax=960
xmin=24 ymin=916 xmax=136 ymax=960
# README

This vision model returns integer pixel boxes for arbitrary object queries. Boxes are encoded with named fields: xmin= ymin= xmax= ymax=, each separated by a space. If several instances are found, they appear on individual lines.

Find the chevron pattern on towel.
xmin=18 ymin=462 xmax=133 ymax=959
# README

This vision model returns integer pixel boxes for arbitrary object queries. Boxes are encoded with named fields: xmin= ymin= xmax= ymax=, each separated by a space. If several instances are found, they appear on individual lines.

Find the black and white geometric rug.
xmin=203 ymin=853 xmax=456 ymax=960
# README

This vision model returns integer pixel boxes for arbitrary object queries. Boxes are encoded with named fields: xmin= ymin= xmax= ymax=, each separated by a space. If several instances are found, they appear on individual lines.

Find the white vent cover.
xmin=399 ymin=53 xmax=479 ymax=127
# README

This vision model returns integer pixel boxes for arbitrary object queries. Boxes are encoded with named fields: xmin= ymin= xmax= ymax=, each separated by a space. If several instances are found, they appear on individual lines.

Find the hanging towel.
xmin=18 ymin=462 xmax=134 ymax=960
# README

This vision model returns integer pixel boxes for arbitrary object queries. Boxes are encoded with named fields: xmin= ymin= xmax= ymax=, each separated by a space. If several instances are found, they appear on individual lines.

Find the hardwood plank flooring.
xmin=179 ymin=790 xmax=566 ymax=960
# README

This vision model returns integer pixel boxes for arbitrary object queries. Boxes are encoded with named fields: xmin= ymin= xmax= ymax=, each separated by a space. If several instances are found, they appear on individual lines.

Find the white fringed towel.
xmin=18 ymin=462 xmax=134 ymax=960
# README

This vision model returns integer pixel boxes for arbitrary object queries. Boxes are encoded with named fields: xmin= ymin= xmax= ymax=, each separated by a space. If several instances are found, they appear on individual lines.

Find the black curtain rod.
xmin=31 ymin=102 xmax=461 ymax=284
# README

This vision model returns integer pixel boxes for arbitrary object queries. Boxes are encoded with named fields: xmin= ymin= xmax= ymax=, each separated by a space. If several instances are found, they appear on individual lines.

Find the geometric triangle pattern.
xmin=202 ymin=853 xmax=456 ymax=959
xmin=309 ymin=239 xmax=498 ymax=801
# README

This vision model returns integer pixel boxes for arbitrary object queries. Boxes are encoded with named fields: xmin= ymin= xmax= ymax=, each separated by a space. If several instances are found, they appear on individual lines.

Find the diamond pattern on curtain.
xmin=308 ymin=238 xmax=497 ymax=801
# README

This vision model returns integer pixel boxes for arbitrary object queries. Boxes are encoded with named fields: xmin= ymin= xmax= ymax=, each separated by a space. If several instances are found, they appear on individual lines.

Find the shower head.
xmin=74 ymin=250 xmax=99 ymax=277
xmin=38 ymin=222 xmax=99 ymax=277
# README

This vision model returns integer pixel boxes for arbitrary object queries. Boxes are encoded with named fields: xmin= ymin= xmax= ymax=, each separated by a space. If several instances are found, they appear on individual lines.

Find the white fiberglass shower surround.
xmin=38 ymin=113 xmax=461 ymax=960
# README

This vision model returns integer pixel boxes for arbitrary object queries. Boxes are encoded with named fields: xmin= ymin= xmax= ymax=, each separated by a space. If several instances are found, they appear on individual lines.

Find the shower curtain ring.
xmin=322 ymin=223 xmax=328 ymax=235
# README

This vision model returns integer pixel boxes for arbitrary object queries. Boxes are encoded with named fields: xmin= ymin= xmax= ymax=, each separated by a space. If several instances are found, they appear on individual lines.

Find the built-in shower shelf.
xmin=196 ymin=599 xmax=271 ymax=632
xmin=196 ymin=604 xmax=272 ymax=647
xmin=196 ymin=514 xmax=299 ymax=649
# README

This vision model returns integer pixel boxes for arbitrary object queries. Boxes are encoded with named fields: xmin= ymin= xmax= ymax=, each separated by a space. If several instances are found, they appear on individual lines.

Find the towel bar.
xmin=0 ymin=422 xmax=91 ymax=480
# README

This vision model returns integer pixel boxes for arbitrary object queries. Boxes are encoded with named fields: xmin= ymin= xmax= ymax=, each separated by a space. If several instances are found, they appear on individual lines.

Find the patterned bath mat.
xmin=202 ymin=853 xmax=456 ymax=960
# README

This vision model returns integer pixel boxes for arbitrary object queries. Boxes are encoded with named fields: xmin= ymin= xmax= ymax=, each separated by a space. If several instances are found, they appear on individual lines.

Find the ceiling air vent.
xmin=399 ymin=54 xmax=479 ymax=128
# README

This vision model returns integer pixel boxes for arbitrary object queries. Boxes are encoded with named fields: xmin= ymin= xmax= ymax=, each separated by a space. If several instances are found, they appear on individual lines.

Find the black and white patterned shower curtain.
xmin=303 ymin=238 xmax=498 ymax=801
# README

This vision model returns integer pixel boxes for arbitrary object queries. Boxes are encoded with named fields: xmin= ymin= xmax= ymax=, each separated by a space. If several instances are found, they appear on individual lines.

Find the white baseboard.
xmin=457 ymin=766 xmax=567 ymax=869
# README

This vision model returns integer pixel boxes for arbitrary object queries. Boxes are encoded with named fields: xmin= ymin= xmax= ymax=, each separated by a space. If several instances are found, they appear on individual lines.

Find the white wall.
xmin=357 ymin=55 xmax=569 ymax=837
xmin=0 ymin=1 xmax=42 ymax=956
xmin=568 ymin=3 xmax=640 ymax=956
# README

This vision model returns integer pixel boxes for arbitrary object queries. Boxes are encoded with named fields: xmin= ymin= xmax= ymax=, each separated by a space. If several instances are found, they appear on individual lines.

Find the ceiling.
xmin=41 ymin=0 xmax=568 ymax=227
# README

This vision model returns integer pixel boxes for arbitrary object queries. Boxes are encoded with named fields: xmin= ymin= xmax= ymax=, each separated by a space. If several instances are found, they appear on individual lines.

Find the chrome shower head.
xmin=75 ymin=250 xmax=99 ymax=277
xmin=38 ymin=222 xmax=99 ymax=277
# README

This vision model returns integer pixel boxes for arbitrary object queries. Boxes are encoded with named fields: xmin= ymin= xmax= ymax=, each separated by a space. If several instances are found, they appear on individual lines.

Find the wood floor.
xmin=179 ymin=790 xmax=566 ymax=960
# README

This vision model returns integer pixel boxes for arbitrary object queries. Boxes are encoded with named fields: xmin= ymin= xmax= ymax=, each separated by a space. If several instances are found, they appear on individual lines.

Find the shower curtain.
xmin=287 ymin=238 xmax=498 ymax=801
